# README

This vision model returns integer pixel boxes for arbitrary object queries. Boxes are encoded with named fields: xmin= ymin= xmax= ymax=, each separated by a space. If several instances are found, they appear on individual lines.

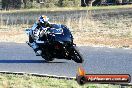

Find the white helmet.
xmin=39 ymin=15 xmax=49 ymax=23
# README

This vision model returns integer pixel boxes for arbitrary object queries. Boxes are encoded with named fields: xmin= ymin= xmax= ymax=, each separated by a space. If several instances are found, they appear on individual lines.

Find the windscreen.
xmin=50 ymin=24 xmax=72 ymax=42
xmin=51 ymin=24 xmax=63 ymax=34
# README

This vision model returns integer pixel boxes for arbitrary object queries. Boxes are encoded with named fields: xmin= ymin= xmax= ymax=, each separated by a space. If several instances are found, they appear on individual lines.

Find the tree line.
xmin=1 ymin=0 xmax=132 ymax=9
xmin=82 ymin=0 xmax=132 ymax=6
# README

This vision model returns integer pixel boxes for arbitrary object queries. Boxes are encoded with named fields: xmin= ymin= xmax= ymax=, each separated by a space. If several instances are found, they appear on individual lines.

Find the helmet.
xmin=38 ymin=15 xmax=49 ymax=24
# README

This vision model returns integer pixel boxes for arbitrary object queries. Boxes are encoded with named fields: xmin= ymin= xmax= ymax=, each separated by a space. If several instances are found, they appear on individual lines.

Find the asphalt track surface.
xmin=0 ymin=42 xmax=132 ymax=81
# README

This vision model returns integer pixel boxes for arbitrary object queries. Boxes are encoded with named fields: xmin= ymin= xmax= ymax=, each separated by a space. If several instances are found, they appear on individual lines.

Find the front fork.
xmin=63 ymin=43 xmax=76 ymax=59
xmin=63 ymin=46 xmax=69 ymax=57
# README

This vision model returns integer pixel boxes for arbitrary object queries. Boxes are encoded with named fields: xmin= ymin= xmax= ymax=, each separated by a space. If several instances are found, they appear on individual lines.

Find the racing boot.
xmin=35 ymin=49 xmax=42 ymax=56
xmin=31 ymin=42 xmax=42 ymax=56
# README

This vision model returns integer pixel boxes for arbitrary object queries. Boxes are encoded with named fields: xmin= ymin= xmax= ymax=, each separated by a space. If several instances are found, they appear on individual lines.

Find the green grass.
xmin=0 ymin=5 xmax=132 ymax=14
xmin=0 ymin=73 xmax=128 ymax=88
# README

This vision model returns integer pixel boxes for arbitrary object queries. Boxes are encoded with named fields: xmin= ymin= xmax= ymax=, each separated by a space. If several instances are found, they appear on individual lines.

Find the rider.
xmin=30 ymin=15 xmax=52 ymax=56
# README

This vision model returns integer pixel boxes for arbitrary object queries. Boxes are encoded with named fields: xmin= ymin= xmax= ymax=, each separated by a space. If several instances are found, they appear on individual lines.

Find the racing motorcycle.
xmin=26 ymin=24 xmax=84 ymax=63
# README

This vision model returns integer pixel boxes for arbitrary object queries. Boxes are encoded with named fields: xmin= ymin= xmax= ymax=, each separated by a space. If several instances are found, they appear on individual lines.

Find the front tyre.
xmin=70 ymin=46 xmax=84 ymax=63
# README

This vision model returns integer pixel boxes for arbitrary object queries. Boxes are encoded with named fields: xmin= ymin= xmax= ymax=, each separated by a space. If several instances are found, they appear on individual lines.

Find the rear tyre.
xmin=70 ymin=47 xmax=84 ymax=63
xmin=42 ymin=53 xmax=54 ymax=62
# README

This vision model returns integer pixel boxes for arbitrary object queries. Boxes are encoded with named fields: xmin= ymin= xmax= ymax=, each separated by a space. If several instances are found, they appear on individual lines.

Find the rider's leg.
xmin=31 ymin=42 xmax=42 ymax=56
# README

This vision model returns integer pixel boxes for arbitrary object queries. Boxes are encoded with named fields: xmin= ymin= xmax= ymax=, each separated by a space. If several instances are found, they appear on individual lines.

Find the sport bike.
xmin=26 ymin=24 xmax=84 ymax=63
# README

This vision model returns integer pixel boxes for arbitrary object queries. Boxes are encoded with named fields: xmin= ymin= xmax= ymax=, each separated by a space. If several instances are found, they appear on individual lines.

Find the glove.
xmin=39 ymin=29 xmax=45 ymax=37
xmin=39 ymin=27 xmax=50 ymax=37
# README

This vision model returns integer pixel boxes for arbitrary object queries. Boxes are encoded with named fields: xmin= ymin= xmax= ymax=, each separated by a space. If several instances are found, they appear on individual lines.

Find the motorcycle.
xmin=26 ymin=24 xmax=84 ymax=63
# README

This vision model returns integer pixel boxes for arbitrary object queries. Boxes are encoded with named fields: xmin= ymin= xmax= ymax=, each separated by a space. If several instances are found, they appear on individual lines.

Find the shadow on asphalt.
xmin=0 ymin=60 xmax=66 ymax=63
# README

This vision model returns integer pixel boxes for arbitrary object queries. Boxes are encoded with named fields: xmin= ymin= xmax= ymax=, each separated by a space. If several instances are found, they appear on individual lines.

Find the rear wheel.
xmin=41 ymin=52 xmax=54 ymax=62
xmin=70 ymin=46 xmax=84 ymax=63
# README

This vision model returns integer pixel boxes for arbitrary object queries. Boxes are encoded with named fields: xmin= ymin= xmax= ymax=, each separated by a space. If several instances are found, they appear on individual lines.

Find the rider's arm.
xmin=45 ymin=22 xmax=52 ymax=28
xmin=39 ymin=27 xmax=49 ymax=37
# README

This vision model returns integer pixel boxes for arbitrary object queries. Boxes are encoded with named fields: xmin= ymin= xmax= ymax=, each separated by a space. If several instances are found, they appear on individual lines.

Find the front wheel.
xmin=70 ymin=46 xmax=84 ymax=63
